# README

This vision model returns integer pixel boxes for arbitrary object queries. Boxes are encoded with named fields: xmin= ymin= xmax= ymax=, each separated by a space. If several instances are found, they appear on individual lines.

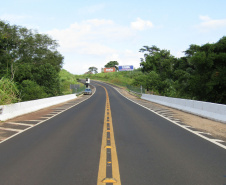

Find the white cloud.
xmin=46 ymin=19 xmax=141 ymax=74
xmin=78 ymin=42 xmax=116 ymax=56
xmin=199 ymin=15 xmax=211 ymax=21
xmin=131 ymin=18 xmax=154 ymax=31
xmin=47 ymin=19 xmax=134 ymax=55
xmin=197 ymin=15 xmax=226 ymax=32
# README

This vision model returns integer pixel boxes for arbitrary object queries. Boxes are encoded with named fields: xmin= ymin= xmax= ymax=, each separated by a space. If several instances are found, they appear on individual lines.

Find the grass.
xmin=60 ymin=69 xmax=85 ymax=95
xmin=78 ymin=70 xmax=145 ymax=94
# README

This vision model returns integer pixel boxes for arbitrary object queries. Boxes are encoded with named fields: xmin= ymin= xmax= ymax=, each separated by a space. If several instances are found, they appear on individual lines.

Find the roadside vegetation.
xmin=79 ymin=69 xmax=144 ymax=94
xmin=82 ymin=36 xmax=226 ymax=104
xmin=0 ymin=78 xmax=20 ymax=105
xmin=60 ymin=69 xmax=85 ymax=95
xmin=0 ymin=20 xmax=78 ymax=105
xmin=1 ymin=20 xmax=225 ymax=105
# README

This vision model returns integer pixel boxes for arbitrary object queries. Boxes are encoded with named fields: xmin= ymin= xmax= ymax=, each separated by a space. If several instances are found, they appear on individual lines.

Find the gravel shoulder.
xmin=117 ymin=87 xmax=226 ymax=142
xmin=0 ymin=95 xmax=88 ymax=142
xmin=1 ymin=85 xmax=225 ymax=144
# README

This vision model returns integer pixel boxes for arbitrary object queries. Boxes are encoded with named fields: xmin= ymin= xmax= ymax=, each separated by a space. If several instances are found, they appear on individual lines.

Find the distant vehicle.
xmin=83 ymin=88 xmax=92 ymax=95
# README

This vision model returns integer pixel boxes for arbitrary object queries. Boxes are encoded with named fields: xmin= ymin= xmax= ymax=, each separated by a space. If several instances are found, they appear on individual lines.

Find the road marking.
xmin=0 ymin=85 xmax=96 ymax=145
xmin=195 ymin=131 xmax=212 ymax=135
xmin=97 ymin=85 xmax=121 ymax=185
xmin=24 ymin=120 xmax=44 ymax=122
xmin=211 ymin=139 xmax=225 ymax=143
xmin=94 ymin=81 xmax=226 ymax=150
xmin=102 ymin=178 xmax=117 ymax=183
xmin=0 ymin=127 xmax=22 ymax=132
xmin=181 ymin=125 xmax=192 ymax=128
xmin=4 ymin=122 xmax=34 ymax=127
xmin=113 ymin=86 xmax=226 ymax=150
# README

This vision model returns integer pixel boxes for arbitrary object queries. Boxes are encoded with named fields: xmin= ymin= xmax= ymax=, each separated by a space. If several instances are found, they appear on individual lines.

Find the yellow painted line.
xmin=105 ymin=146 xmax=112 ymax=149
xmin=97 ymin=85 xmax=121 ymax=185
xmin=102 ymin=178 xmax=117 ymax=183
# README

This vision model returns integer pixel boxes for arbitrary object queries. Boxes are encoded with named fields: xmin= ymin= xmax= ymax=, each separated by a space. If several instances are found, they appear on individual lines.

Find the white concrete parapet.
xmin=141 ymin=94 xmax=226 ymax=123
xmin=0 ymin=94 xmax=77 ymax=121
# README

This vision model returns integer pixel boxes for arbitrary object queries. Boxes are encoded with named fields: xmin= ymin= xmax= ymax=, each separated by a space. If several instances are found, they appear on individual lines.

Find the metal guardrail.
xmin=126 ymin=84 xmax=145 ymax=94
xmin=75 ymin=83 xmax=95 ymax=96
xmin=128 ymin=90 xmax=142 ymax=96
xmin=75 ymin=91 xmax=84 ymax=96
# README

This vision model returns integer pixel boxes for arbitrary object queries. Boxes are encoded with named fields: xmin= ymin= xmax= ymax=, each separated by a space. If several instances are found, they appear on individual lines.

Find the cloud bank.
xmin=46 ymin=18 xmax=151 ymax=74
xmin=131 ymin=18 xmax=154 ymax=30
xmin=197 ymin=15 xmax=226 ymax=32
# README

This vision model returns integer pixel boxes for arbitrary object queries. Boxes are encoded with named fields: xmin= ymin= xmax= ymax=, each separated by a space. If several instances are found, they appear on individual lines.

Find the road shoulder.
xmin=0 ymin=94 xmax=92 ymax=142
xmin=117 ymin=87 xmax=226 ymax=143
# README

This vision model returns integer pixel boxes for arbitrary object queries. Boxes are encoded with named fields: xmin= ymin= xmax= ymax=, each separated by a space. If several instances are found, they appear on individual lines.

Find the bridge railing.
xmin=141 ymin=94 xmax=226 ymax=123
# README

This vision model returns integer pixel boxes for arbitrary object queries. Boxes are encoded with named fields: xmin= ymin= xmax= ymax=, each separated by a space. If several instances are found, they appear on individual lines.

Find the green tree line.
xmin=0 ymin=20 xmax=64 ymax=104
xmin=136 ymin=36 xmax=226 ymax=104
xmin=82 ymin=36 xmax=225 ymax=104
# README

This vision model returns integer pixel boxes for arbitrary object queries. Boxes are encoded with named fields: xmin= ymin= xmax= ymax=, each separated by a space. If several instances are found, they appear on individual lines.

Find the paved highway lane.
xmin=0 ymin=85 xmax=106 ymax=185
xmin=0 ymin=82 xmax=225 ymax=185
xmin=100 ymin=82 xmax=226 ymax=185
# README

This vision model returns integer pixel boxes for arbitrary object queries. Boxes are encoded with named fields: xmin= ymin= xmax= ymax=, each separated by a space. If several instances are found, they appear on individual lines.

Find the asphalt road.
xmin=0 ymin=82 xmax=225 ymax=185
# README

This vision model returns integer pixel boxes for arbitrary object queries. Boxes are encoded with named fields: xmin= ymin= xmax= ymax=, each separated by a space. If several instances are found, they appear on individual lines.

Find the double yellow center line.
xmin=97 ymin=85 xmax=121 ymax=185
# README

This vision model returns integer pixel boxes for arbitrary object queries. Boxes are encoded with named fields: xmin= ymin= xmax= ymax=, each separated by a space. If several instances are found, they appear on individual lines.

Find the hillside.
xmin=78 ymin=70 xmax=145 ymax=94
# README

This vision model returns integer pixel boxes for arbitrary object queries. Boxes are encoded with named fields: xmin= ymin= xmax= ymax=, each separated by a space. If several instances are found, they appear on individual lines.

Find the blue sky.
xmin=1 ymin=0 xmax=226 ymax=74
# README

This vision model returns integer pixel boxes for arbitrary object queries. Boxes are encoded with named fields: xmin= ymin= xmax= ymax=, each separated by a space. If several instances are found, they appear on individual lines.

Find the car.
xmin=83 ymin=88 xmax=92 ymax=95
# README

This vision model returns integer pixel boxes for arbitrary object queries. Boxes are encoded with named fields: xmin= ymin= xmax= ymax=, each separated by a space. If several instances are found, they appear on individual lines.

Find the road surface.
xmin=0 ymin=81 xmax=225 ymax=185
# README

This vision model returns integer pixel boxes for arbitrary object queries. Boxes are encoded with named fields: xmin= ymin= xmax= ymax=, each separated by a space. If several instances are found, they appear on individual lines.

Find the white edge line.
xmin=96 ymin=81 xmax=226 ymax=150
xmin=211 ymin=139 xmax=225 ymax=143
xmin=115 ymin=88 xmax=226 ymax=150
xmin=0 ymin=86 xmax=96 ymax=145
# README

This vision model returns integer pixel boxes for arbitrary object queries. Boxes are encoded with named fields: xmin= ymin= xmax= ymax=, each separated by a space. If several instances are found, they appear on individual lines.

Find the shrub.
xmin=19 ymin=80 xmax=48 ymax=101
xmin=0 ymin=78 xmax=20 ymax=105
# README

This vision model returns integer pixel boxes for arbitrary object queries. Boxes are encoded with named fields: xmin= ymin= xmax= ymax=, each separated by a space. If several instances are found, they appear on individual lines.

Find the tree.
xmin=183 ymin=44 xmax=200 ymax=57
xmin=104 ymin=61 xmax=119 ymax=70
xmin=88 ymin=66 xmax=98 ymax=74
xmin=139 ymin=45 xmax=160 ymax=62
xmin=0 ymin=20 xmax=64 ymax=102
xmin=139 ymin=45 xmax=175 ymax=93
xmin=32 ymin=63 xmax=61 ymax=96
xmin=0 ymin=21 xmax=20 ymax=80
xmin=19 ymin=80 xmax=47 ymax=101
xmin=185 ymin=37 xmax=226 ymax=103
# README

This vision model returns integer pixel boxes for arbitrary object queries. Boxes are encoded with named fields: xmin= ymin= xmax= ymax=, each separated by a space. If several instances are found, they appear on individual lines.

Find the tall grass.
xmin=0 ymin=78 xmax=20 ymax=105
xmin=60 ymin=69 xmax=84 ymax=94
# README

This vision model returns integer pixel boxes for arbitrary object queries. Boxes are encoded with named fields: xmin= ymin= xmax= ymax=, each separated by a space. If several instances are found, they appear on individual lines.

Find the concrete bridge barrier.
xmin=0 ymin=94 xmax=76 ymax=121
xmin=141 ymin=94 xmax=226 ymax=123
